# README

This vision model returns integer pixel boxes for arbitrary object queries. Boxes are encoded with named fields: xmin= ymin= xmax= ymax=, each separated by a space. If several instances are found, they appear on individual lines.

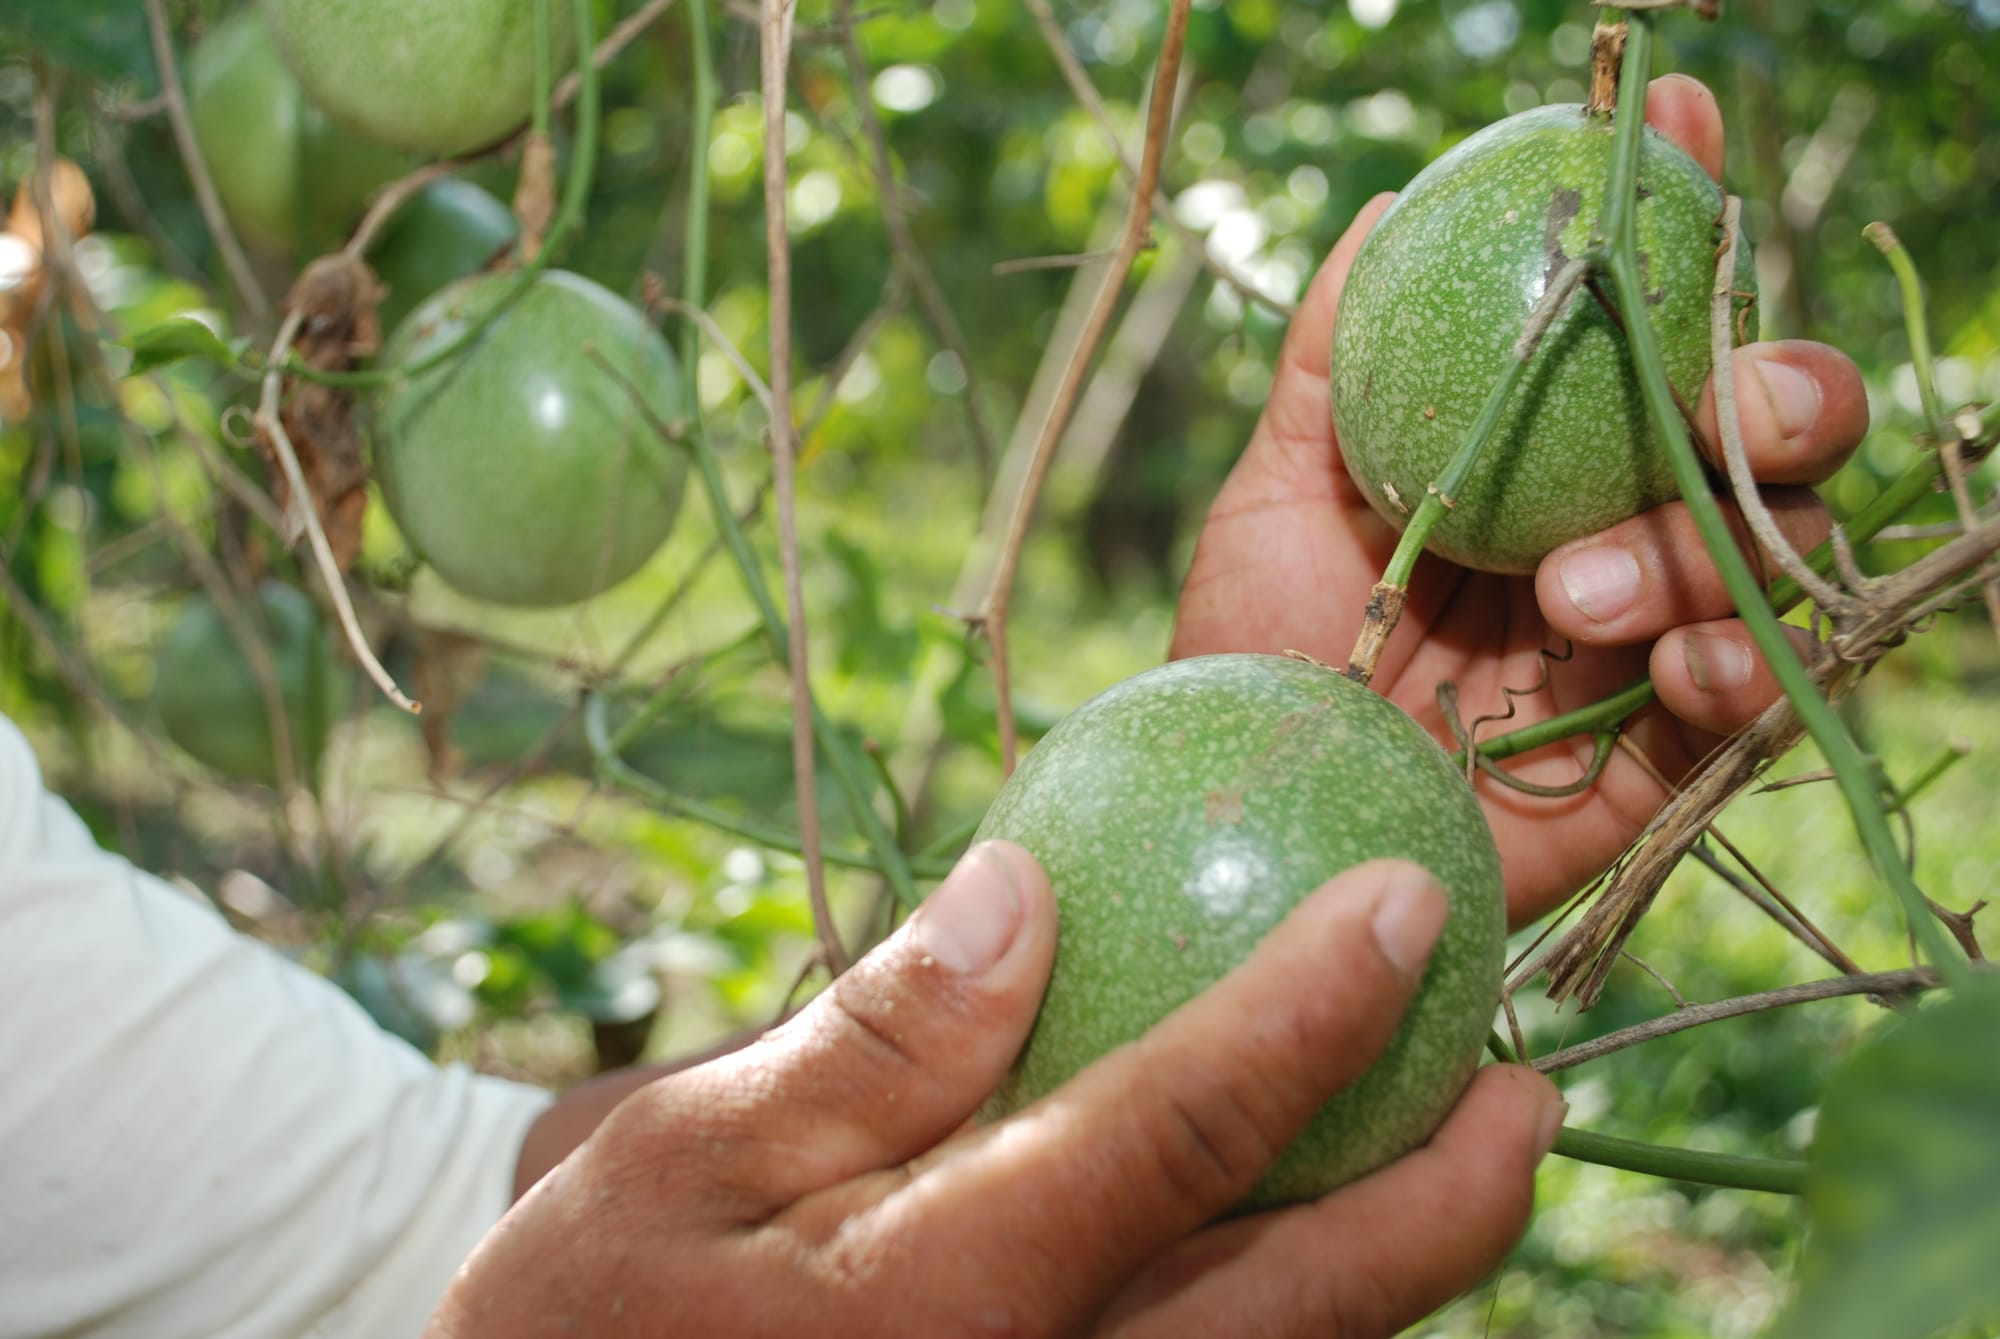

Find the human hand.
xmin=1171 ymin=75 xmax=1869 ymax=929
xmin=427 ymin=843 xmax=1562 ymax=1337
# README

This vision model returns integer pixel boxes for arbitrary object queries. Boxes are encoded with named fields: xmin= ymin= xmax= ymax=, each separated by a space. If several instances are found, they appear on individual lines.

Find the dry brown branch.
xmin=1019 ymin=0 xmax=1291 ymax=320
xmin=1533 ymin=967 xmax=1948 ymax=1076
xmin=1711 ymin=197 xmax=1853 ymax=615
xmin=1691 ymin=839 xmax=1865 ymax=975
xmin=981 ymin=0 xmax=1194 ymax=776
xmin=834 ymin=9 xmax=998 ymax=480
xmin=1938 ymin=434 xmax=2000 ymax=636
xmin=763 ymin=0 xmax=846 ymax=976
xmin=254 ymin=308 xmax=420 ymax=713
xmin=142 ymin=0 xmax=270 ymax=326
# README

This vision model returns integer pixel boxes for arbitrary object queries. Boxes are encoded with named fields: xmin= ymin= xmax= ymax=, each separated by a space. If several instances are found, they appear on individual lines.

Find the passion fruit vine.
xmin=974 ymin=653 xmax=1505 ymax=1209
xmin=1330 ymin=103 xmax=1757 ymax=575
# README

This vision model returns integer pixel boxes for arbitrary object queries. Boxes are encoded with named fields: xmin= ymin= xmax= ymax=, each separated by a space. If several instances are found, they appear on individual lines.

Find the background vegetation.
xmin=2 ymin=0 xmax=1996 ymax=1334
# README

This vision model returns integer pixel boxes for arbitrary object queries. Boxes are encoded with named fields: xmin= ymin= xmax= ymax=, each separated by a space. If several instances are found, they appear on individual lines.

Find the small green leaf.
xmin=1773 ymin=978 xmax=2000 ymax=1339
xmin=117 ymin=317 xmax=239 ymax=374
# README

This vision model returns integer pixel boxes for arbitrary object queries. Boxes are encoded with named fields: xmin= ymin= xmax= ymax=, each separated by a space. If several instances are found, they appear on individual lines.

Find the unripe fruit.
xmin=367 ymin=180 xmax=519 ymax=334
xmin=375 ymin=269 xmax=688 ymax=608
xmin=263 ymin=0 xmax=578 ymax=158
xmin=154 ymin=582 xmax=350 ymax=785
xmin=975 ymin=654 xmax=1505 ymax=1208
xmin=1330 ymin=104 xmax=1756 ymax=574
xmin=186 ymin=9 xmax=408 ymax=252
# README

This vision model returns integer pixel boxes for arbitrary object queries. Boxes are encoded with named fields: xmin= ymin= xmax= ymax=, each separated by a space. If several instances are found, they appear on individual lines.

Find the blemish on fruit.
xmin=1203 ymin=788 xmax=1246 ymax=826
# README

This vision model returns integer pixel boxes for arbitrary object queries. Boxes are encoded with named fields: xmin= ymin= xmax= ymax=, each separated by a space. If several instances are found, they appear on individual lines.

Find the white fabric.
xmin=0 ymin=714 xmax=554 ymax=1338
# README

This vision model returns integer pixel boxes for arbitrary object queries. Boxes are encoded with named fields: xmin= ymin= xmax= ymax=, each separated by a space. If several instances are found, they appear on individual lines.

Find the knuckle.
xmin=1129 ymin=1054 xmax=1289 ymax=1210
xmin=823 ymin=966 xmax=934 ymax=1079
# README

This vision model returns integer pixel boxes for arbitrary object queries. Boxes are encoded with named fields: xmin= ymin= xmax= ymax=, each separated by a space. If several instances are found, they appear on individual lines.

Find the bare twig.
xmin=255 ymin=309 xmax=420 ymax=713
xmin=1620 ymin=952 xmax=1690 ymax=1008
xmin=1711 ymin=197 xmax=1853 ymax=614
xmin=1938 ymin=434 xmax=2000 ymax=636
xmin=1691 ymin=841 xmax=1865 ymax=976
xmin=834 ymin=8 xmax=998 ymax=480
xmin=1018 ymin=0 xmax=1291 ymax=319
xmin=651 ymin=295 xmax=777 ymax=412
xmin=142 ymin=0 xmax=271 ymax=326
xmin=980 ymin=0 xmax=1194 ymax=776
xmin=1533 ymin=968 xmax=1948 ymax=1075
xmin=763 ymin=0 xmax=846 ymax=976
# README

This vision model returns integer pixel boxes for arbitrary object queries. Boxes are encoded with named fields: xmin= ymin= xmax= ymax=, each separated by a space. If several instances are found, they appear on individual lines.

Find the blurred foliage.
xmin=2 ymin=0 xmax=1998 ymax=1334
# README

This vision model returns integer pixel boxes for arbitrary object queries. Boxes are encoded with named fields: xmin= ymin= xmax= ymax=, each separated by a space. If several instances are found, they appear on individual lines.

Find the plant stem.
xmin=1863 ymin=221 xmax=1942 ymax=431
xmin=585 ymin=696 xmax=954 ymax=880
xmin=1552 ymin=1127 xmax=1806 ymax=1195
xmin=1603 ymin=15 xmax=1965 ymax=985
xmin=1346 ymin=256 xmax=1594 ymax=684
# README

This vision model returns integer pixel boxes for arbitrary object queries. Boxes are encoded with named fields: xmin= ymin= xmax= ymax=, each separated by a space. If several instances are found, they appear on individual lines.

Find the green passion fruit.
xmin=974 ymin=653 xmax=1505 ymax=1209
xmin=154 ymin=582 xmax=351 ymax=785
xmin=1329 ymin=103 xmax=1757 ymax=575
xmin=186 ymin=9 xmax=408 ymax=253
xmin=263 ymin=0 xmax=577 ymax=158
xmin=374 ymin=269 xmax=688 ymax=608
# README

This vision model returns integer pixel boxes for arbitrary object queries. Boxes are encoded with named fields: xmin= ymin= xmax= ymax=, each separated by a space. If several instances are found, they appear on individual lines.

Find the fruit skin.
xmin=367 ymin=180 xmax=519 ymax=334
xmin=974 ymin=653 xmax=1505 ymax=1209
xmin=154 ymin=582 xmax=351 ymax=785
xmin=375 ymin=269 xmax=688 ymax=608
xmin=263 ymin=0 xmax=577 ymax=158
xmin=186 ymin=9 xmax=408 ymax=252
xmin=1329 ymin=104 xmax=1757 ymax=575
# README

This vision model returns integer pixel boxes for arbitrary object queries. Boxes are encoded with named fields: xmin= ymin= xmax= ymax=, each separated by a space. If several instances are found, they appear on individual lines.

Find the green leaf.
xmin=1773 ymin=978 xmax=2000 ymax=1339
xmin=117 ymin=316 xmax=240 ymax=375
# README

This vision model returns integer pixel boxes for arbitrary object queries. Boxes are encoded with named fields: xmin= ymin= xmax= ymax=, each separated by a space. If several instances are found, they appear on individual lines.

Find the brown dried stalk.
xmin=142 ymin=0 xmax=270 ymax=326
xmin=980 ymin=0 xmax=1194 ymax=777
xmin=1019 ymin=0 xmax=1291 ymax=319
xmin=1534 ymin=967 xmax=1946 ymax=1076
xmin=763 ymin=0 xmax=846 ymax=976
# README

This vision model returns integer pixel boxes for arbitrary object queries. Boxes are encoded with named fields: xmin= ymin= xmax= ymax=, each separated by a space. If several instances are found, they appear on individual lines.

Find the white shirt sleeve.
xmin=0 ymin=715 xmax=555 ymax=1339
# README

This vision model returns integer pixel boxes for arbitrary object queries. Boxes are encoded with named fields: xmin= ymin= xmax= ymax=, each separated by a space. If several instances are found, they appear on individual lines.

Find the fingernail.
xmin=1558 ymin=547 xmax=1641 ymax=624
xmin=912 ymin=841 xmax=1025 ymax=974
xmin=1752 ymin=357 xmax=1821 ymax=440
xmin=1683 ymin=630 xmax=1753 ymax=694
xmin=1537 ymin=1099 xmax=1568 ymax=1162
xmin=1370 ymin=868 xmax=1448 ymax=980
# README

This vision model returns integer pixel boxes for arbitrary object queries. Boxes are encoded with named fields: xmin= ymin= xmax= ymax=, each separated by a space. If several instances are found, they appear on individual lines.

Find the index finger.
xmin=893 ymin=861 xmax=1449 ymax=1331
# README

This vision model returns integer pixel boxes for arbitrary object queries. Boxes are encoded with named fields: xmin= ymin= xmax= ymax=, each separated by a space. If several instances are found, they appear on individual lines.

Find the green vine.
xmin=1601 ymin=13 xmax=1966 ymax=985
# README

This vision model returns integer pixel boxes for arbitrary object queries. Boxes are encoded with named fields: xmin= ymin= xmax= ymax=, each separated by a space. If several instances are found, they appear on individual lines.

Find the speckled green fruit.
xmin=1330 ymin=104 xmax=1757 ymax=574
xmin=375 ymin=269 xmax=688 ymax=608
xmin=154 ymin=583 xmax=350 ymax=785
xmin=263 ymin=0 xmax=576 ymax=157
xmin=186 ymin=9 xmax=408 ymax=252
xmin=974 ymin=654 xmax=1505 ymax=1209
xmin=366 ymin=180 xmax=519 ymax=333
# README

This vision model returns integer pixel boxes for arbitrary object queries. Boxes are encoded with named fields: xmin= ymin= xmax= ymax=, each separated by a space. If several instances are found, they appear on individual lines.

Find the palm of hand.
xmin=1172 ymin=85 xmax=1868 ymax=929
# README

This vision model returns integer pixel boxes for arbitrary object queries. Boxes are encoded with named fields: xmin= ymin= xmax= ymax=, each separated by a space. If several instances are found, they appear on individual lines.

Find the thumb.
xmin=696 ymin=840 xmax=1058 ymax=1211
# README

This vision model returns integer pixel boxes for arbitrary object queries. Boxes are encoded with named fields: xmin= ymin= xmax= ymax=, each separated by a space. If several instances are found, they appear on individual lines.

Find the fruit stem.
xmin=1552 ymin=1126 xmax=1807 ymax=1195
xmin=1344 ymin=256 xmax=1595 ymax=684
xmin=1601 ymin=14 xmax=1967 ymax=986
xmin=1459 ymin=451 xmax=1942 ymax=765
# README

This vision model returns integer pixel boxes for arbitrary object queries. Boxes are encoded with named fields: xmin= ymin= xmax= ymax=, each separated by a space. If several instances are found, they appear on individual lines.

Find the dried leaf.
xmin=265 ymin=254 xmax=385 ymax=570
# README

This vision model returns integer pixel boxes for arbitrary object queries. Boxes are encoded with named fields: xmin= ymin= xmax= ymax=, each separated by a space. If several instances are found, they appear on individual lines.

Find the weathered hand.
xmin=427 ymin=843 xmax=1562 ymax=1337
xmin=1171 ymin=75 xmax=1869 ymax=929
